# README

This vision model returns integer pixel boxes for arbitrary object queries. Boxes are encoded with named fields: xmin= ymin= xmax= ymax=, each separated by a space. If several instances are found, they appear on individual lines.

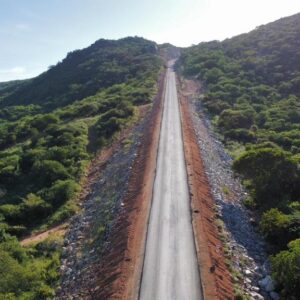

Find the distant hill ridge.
xmin=0 ymin=37 xmax=160 ymax=110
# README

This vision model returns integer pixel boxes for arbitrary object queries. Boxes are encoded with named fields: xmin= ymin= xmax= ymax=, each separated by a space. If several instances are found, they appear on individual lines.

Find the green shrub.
xmin=0 ymin=229 xmax=62 ymax=299
xmin=218 ymin=109 xmax=254 ymax=130
xmin=32 ymin=160 xmax=70 ymax=186
xmin=0 ymin=249 xmax=31 ymax=294
xmin=0 ymin=204 xmax=22 ymax=224
xmin=0 ymin=234 xmax=28 ymax=262
xmin=271 ymin=239 xmax=300 ymax=299
xmin=46 ymin=201 xmax=78 ymax=226
xmin=225 ymin=128 xmax=256 ymax=143
xmin=43 ymin=179 xmax=80 ymax=207
xmin=233 ymin=148 xmax=300 ymax=208
xmin=22 ymin=193 xmax=52 ymax=221
xmin=20 ymin=148 xmax=46 ymax=172
xmin=30 ymin=114 xmax=59 ymax=131
xmin=95 ymin=116 xmax=123 ymax=139
xmin=260 ymin=208 xmax=292 ymax=248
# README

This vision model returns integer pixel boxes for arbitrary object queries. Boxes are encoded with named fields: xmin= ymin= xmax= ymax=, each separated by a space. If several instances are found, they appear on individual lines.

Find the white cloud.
xmin=0 ymin=67 xmax=31 ymax=82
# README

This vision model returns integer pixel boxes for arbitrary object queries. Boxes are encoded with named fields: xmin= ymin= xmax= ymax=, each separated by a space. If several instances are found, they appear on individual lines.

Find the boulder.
xmin=259 ymin=275 xmax=275 ymax=292
xmin=249 ymin=292 xmax=264 ymax=300
xmin=244 ymin=268 xmax=252 ymax=275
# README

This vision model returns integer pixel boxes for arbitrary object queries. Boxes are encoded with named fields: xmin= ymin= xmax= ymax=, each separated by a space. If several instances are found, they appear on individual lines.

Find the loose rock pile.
xmin=55 ymin=119 xmax=146 ymax=299
xmin=189 ymin=96 xmax=277 ymax=299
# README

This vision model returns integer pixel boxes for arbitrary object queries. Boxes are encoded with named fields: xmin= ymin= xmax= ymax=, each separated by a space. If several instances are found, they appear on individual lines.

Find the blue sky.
xmin=0 ymin=0 xmax=299 ymax=82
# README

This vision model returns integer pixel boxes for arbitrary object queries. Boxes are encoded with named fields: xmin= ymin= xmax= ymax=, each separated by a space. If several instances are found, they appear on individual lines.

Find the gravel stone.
xmin=189 ymin=95 xmax=272 ymax=299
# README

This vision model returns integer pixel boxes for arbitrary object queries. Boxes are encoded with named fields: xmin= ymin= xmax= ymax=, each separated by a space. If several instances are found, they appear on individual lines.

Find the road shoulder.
xmin=178 ymin=77 xmax=234 ymax=299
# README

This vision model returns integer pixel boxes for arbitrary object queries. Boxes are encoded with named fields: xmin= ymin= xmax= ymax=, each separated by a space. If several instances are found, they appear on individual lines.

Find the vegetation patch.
xmin=178 ymin=13 xmax=300 ymax=298
xmin=0 ymin=37 xmax=163 ymax=298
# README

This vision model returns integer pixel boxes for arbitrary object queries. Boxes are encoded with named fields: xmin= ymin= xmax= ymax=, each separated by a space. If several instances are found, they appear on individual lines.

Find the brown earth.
xmin=21 ymin=223 xmax=67 ymax=246
xmin=90 ymin=70 xmax=166 ymax=299
xmin=178 ymin=77 xmax=234 ymax=299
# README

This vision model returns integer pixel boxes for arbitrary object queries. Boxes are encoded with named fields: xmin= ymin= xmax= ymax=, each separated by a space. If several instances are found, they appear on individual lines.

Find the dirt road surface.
xmin=139 ymin=63 xmax=203 ymax=300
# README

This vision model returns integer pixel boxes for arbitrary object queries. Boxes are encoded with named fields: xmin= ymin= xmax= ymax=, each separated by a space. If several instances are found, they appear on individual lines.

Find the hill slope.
xmin=0 ymin=37 xmax=161 ymax=111
xmin=178 ymin=13 xmax=300 ymax=298
xmin=0 ymin=36 xmax=163 ymax=299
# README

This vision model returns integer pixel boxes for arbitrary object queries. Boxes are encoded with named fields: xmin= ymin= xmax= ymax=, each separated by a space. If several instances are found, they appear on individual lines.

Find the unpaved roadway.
xmin=139 ymin=63 xmax=203 ymax=300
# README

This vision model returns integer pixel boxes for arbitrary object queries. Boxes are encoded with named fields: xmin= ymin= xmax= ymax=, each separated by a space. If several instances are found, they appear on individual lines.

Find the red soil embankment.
xmin=91 ymin=71 xmax=166 ymax=299
xmin=179 ymin=78 xmax=234 ymax=299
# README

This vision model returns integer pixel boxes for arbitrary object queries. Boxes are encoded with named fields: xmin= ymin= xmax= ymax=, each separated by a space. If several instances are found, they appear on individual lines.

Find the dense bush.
xmin=22 ymin=194 xmax=52 ymax=220
xmin=42 ymin=179 xmax=80 ymax=207
xmin=0 ymin=231 xmax=61 ymax=299
xmin=218 ymin=109 xmax=254 ymax=130
xmin=32 ymin=160 xmax=71 ymax=187
xmin=271 ymin=239 xmax=300 ymax=299
xmin=260 ymin=209 xmax=292 ymax=249
xmin=233 ymin=148 xmax=300 ymax=208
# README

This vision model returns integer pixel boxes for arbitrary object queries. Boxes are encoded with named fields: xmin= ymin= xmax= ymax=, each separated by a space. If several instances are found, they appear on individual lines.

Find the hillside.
xmin=178 ymin=13 xmax=300 ymax=298
xmin=0 ymin=37 xmax=161 ymax=111
xmin=0 ymin=36 xmax=163 ymax=298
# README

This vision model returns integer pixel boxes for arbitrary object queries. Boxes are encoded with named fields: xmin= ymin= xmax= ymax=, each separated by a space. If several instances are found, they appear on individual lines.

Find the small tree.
xmin=22 ymin=193 xmax=52 ymax=220
xmin=32 ymin=160 xmax=70 ymax=187
xmin=260 ymin=208 xmax=291 ymax=248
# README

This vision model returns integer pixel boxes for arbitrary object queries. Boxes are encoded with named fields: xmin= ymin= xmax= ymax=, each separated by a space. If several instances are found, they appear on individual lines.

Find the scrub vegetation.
xmin=178 ymin=13 xmax=300 ymax=298
xmin=0 ymin=36 xmax=163 ymax=298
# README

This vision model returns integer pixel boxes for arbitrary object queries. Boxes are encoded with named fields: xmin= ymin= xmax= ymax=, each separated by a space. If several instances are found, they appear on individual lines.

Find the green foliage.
xmin=46 ymin=200 xmax=78 ymax=227
xmin=0 ymin=36 xmax=163 ymax=299
xmin=32 ymin=160 xmax=70 ymax=187
xmin=30 ymin=114 xmax=59 ymax=131
xmin=260 ymin=209 xmax=292 ymax=248
xmin=0 ymin=249 xmax=31 ymax=294
xmin=22 ymin=194 xmax=52 ymax=220
xmin=178 ymin=13 xmax=300 ymax=151
xmin=218 ymin=109 xmax=254 ymax=130
xmin=94 ymin=101 xmax=134 ymax=139
xmin=271 ymin=239 xmax=300 ymax=299
xmin=0 ymin=231 xmax=62 ymax=299
xmin=43 ymin=179 xmax=80 ymax=207
xmin=233 ymin=148 xmax=300 ymax=208
xmin=0 ymin=37 xmax=161 ymax=110
xmin=0 ymin=37 xmax=162 ymax=237
xmin=0 ymin=154 xmax=20 ymax=185
xmin=178 ymin=13 xmax=300 ymax=296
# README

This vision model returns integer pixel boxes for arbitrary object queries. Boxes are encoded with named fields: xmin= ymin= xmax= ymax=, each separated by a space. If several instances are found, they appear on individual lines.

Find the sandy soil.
xmin=21 ymin=223 xmax=67 ymax=246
